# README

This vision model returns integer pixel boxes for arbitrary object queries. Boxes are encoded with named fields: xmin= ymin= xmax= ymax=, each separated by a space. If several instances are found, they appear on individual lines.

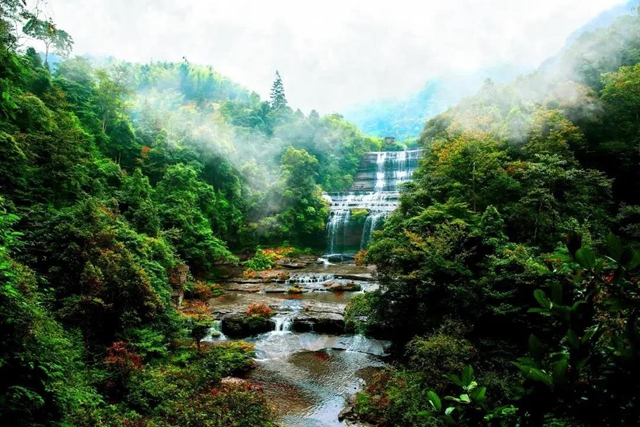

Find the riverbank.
xmin=206 ymin=258 xmax=389 ymax=426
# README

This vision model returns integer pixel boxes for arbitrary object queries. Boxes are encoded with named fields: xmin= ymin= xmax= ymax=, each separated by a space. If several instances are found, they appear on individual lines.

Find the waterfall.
xmin=272 ymin=314 xmax=293 ymax=333
xmin=202 ymin=320 xmax=227 ymax=342
xmin=325 ymin=149 xmax=422 ymax=256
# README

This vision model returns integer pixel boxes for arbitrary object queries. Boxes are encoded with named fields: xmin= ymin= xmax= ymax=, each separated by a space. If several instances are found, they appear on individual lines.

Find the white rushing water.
xmin=202 ymin=320 xmax=227 ymax=342
xmin=272 ymin=314 xmax=294 ymax=334
xmin=325 ymin=150 xmax=422 ymax=255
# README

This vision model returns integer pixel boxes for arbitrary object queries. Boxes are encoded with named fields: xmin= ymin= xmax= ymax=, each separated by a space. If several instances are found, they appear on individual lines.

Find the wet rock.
xmin=294 ymin=313 xmax=345 ymax=334
xmin=325 ymin=281 xmax=362 ymax=292
xmin=264 ymin=287 xmax=289 ymax=293
xmin=335 ymin=273 xmax=373 ymax=281
xmin=276 ymin=260 xmax=308 ymax=269
xmin=338 ymin=406 xmax=354 ymax=422
xmin=220 ymin=377 xmax=249 ymax=387
xmin=291 ymin=320 xmax=314 ymax=332
xmin=221 ymin=314 xmax=275 ymax=338
xmin=325 ymin=254 xmax=347 ymax=263
xmin=226 ymin=283 xmax=264 ymax=293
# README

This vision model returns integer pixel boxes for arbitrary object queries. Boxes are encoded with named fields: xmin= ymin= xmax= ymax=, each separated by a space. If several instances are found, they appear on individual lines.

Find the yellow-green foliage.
xmin=243 ymin=249 xmax=276 ymax=271
xmin=351 ymin=208 xmax=370 ymax=224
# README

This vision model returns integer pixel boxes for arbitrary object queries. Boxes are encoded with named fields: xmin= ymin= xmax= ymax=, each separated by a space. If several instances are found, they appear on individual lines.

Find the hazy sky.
xmin=46 ymin=0 xmax=627 ymax=113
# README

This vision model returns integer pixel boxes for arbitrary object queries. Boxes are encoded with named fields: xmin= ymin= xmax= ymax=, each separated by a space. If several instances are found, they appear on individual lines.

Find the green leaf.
xmin=576 ymin=357 xmax=590 ymax=371
xmin=607 ymin=233 xmax=623 ymax=262
xmin=571 ymin=300 xmax=585 ymax=312
xmin=428 ymin=390 xmax=442 ymax=412
xmin=459 ymin=394 xmax=471 ymax=403
xmin=595 ymin=258 xmax=604 ymax=274
xmin=552 ymin=358 xmax=568 ymax=384
xmin=528 ymin=307 xmax=551 ymax=315
xmin=445 ymin=407 xmax=455 ymax=416
xmin=446 ymin=373 xmax=463 ymax=387
xmin=582 ymin=326 xmax=598 ymax=343
xmin=566 ymin=329 xmax=579 ymax=349
xmin=512 ymin=363 xmax=553 ymax=386
xmin=534 ymin=289 xmax=551 ymax=309
xmin=630 ymin=250 xmax=640 ymax=271
xmin=442 ymin=415 xmax=457 ymax=425
xmin=528 ymin=335 xmax=545 ymax=362
xmin=471 ymin=386 xmax=487 ymax=402
xmin=461 ymin=366 xmax=474 ymax=387
xmin=575 ymin=248 xmax=596 ymax=270
xmin=551 ymin=282 xmax=563 ymax=305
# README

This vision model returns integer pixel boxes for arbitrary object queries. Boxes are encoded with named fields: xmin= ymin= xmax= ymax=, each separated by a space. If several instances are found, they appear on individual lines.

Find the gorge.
xmin=200 ymin=149 xmax=422 ymax=426
xmin=5 ymin=2 xmax=640 ymax=426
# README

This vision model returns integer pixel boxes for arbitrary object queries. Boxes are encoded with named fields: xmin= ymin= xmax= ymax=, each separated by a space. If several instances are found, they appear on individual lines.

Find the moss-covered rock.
xmin=221 ymin=314 xmax=274 ymax=338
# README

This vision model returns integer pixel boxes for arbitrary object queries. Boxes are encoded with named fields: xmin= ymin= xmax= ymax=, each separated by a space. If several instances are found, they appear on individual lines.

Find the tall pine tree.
xmin=269 ymin=70 xmax=287 ymax=110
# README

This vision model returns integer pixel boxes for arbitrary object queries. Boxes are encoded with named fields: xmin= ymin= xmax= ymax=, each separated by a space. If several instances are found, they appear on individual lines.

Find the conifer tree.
xmin=269 ymin=70 xmax=287 ymax=110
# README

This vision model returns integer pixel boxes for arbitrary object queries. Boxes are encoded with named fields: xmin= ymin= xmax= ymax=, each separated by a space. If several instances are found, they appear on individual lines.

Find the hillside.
xmin=349 ymin=8 xmax=640 ymax=426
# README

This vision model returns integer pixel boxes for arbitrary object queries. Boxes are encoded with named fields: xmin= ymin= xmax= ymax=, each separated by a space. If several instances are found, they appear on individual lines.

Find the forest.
xmin=2 ymin=0 xmax=640 ymax=426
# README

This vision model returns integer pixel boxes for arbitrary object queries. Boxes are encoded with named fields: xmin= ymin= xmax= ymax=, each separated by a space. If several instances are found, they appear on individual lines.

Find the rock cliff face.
xmin=325 ymin=150 xmax=422 ymax=256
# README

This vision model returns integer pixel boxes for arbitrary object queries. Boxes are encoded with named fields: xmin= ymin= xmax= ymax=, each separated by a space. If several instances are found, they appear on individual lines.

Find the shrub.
xmin=345 ymin=292 xmax=375 ymax=334
xmin=185 ymin=281 xmax=223 ymax=300
xmin=246 ymin=303 xmax=273 ymax=317
xmin=162 ymin=383 xmax=278 ymax=427
xmin=354 ymin=369 xmax=441 ymax=427
xmin=405 ymin=330 xmax=477 ymax=395
xmin=243 ymin=249 xmax=276 ymax=271
xmin=351 ymin=208 xmax=370 ymax=225
xmin=104 ymin=341 xmax=143 ymax=395
xmin=354 ymin=249 xmax=368 ymax=266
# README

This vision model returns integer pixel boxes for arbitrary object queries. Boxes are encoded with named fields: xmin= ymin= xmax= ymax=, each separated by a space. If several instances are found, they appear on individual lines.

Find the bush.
xmin=354 ymin=249 xmax=368 ymax=266
xmin=127 ymin=342 xmax=258 ymax=419
xmin=158 ymin=382 xmax=278 ymax=427
xmin=246 ymin=303 xmax=273 ymax=317
xmin=244 ymin=249 xmax=276 ymax=271
xmin=351 ymin=208 xmax=370 ymax=225
xmin=354 ymin=369 xmax=442 ymax=427
xmin=185 ymin=281 xmax=223 ymax=300
xmin=344 ymin=292 xmax=375 ymax=334
xmin=405 ymin=330 xmax=477 ymax=395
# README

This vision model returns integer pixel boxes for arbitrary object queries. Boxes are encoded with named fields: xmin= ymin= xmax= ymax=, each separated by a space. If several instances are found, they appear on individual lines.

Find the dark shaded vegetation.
xmin=347 ymin=9 xmax=640 ymax=427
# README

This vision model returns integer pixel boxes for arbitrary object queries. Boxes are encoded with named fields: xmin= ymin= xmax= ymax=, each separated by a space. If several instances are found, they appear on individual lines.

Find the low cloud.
xmin=48 ymin=0 xmax=625 ymax=113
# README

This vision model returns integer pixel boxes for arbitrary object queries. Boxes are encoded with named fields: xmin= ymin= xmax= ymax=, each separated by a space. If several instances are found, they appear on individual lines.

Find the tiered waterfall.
xmin=324 ymin=149 xmax=421 ymax=256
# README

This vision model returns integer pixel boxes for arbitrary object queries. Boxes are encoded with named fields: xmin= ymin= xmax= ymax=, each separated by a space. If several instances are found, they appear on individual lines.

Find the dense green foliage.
xmin=352 ymin=9 xmax=640 ymax=427
xmin=6 ymin=1 xmax=640 ymax=426
xmin=0 ymin=2 xmax=382 ymax=425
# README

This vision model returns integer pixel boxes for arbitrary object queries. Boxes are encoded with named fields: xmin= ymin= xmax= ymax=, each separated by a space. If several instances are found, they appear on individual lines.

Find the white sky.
xmin=45 ymin=0 xmax=627 ymax=113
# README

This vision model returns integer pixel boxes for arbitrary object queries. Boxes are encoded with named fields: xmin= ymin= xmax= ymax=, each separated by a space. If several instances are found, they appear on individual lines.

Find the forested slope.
xmin=0 ymin=2 xmax=379 ymax=425
xmin=348 ymin=9 xmax=640 ymax=427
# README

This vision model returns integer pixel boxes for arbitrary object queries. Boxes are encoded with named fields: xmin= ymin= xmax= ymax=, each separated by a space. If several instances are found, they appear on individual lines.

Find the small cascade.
xmin=360 ymin=212 xmax=387 ymax=249
xmin=285 ymin=273 xmax=335 ymax=290
xmin=325 ymin=149 xmax=422 ymax=256
xmin=272 ymin=314 xmax=293 ymax=334
xmin=202 ymin=320 xmax=227 ymax=342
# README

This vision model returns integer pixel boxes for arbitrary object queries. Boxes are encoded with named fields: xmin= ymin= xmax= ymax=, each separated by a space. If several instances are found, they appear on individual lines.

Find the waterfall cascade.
xmin=272 ymin=314 xmax=294 ymax=333
xmin=202 ymin=320 xmax=227 ymax=342
xmin=325 ymin=149 xmax=421 ymax=256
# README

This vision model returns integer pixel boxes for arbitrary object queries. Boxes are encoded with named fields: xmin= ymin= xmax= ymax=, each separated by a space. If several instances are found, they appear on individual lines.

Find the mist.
xmin=46 ymin=0 xmax=624 ymax=114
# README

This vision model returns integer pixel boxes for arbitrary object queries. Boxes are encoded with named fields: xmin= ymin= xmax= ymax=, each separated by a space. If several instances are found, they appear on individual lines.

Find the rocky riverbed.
xmin=206 ymin=259 xmax=389 ymax=426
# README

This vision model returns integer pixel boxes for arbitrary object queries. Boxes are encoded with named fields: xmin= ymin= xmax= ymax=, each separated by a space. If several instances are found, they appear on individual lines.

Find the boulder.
xmin=221 ymin=314 xmax=274 ymax=338
xmin=325 ymin=281 xmax=362 ymax=292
